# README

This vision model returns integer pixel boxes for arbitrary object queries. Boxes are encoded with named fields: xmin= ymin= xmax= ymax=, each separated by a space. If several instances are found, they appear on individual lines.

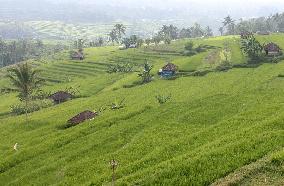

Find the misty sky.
xmin=50 ymin=0 xmax=284 ymax=18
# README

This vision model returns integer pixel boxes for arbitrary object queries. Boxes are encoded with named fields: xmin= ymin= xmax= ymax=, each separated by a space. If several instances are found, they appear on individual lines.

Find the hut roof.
xmin=72 ymin=51 xmax=84 ymax=58
xmin=240 ymin=32 xmax=253 ymax=38
xmin=162 ymin=63 xmax=178 ymax=72
xmin=67 ymin=110 xmax=97 ymax=127
xmin=264 ymin=42 xmax=281 ymax=52
xmin=49 ymin=91 xmax=72 ymax=103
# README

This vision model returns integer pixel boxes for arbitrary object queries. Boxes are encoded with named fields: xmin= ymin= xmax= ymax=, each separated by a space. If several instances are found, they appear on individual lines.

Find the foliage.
xmin=235 ymin=12 xmax=284 ymax=33
xmin=109 ymin=24 xmax=126 ymax=44
xmin=0 ymin=39 xmax=66 ymax=68
xmin=107 ymin=63 xmax=136 ymax=73
xmin=155 ymin=94 xmax=172 ymax=104
xmin=11 ymin=99 xmax=53 ymax=115
xmin=223 ymin=15 xmax=236 ymax=35
xmin=110 ymin=98 xmax=126 ymax=110
xmin=184 ymin=41 xmax=194 ymax=51
xmin=6 ymin=62 xmax=43 ymax=121
xmin=195 ymin=44 xmax=207 ymax=53
xmin=216 ymin=60 xmax=232 ymax=72
xmin=205 ymin=26 xmax=213 ymax=37
xmin=138 ymin=61 xmax=154 ymax=83
xmin=240 ymin=34 xmax=263 ymax=61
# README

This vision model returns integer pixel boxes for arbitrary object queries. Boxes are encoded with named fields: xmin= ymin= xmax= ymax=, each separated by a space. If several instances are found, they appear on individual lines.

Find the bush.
xmin=195 ymin=45 xmax=207 ymax=53
xmin=216 ymin=60 xmax=232 ymax=72
xmin=11 ymin=99 xmax=53 ymax=115
xmin=183 ymin=50 xmax=197 ymax=56
xmin=185 ymin=41 xmax=194 ymax=51
xmin=191 ymin=69 xmax=213 ymax=76
xmin=155 ymin=94 xmax=171 ymax=104
xmin=107 ymin=63 xmax=136 ymax=73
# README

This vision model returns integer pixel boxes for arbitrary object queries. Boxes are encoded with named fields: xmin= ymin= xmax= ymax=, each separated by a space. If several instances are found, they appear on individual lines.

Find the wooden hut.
xmin=49 ymin=91 xmax=72 ymax=104
xmin=159 ymin=63 xmax=178 ymax=78
xmin=71 ymin=50 xmax=84 ymax=60
xmin=263 ymin=42 xmax=281 ymax=56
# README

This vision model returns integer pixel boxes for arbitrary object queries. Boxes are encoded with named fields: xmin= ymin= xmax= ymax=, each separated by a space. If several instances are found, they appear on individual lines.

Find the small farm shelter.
xmin=71 ymin=51 xmax=84 ymax=60
xmin=67 ymin=110 xmax=98 ymax=127
xmin=49 ymin=91 xmax=72 ymax=104
xmin=263 ymin=42 xmax=281 ymax=56
xmin=240 ymin=32 xmax=253 ymax=39
xmin=159 ymin=63 xmax=178 ymax=78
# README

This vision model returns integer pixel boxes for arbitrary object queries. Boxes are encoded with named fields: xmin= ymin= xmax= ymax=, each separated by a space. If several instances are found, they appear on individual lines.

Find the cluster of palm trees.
xmin=219 ymin=12 xmax=284 ymax=36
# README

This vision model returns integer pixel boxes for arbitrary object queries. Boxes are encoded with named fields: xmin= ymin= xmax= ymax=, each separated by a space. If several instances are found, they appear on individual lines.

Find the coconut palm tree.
xmin=6 ymin=62 xmax=43 ymax=122
xmin=223 ymin=16 xmax=236 ymax=35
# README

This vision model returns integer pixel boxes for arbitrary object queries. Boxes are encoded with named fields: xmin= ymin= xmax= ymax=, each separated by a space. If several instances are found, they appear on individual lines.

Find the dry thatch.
xmin=67 ymin=110 xmax=97 ymax=127
xmin=49 ymin=91 xmax=72 ymax=104
xmin=162 ymin=63 xmax=178 ymax=72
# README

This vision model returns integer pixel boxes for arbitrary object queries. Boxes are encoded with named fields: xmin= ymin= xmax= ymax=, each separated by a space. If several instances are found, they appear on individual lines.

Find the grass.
xmin=0 ymin=35 xmax=284 ymax=185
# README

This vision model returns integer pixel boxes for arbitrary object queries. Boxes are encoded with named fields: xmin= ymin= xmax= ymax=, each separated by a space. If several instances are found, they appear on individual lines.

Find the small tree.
xmin=6 ymin=62 xmax=43 ymax=122
xmin=185 ymin=41 xmax=194 ymax=51
xmin=139 ymin=61 xmax=153 ymax=83
xmin=145 ymin=39 xmax=151 ymax=47
xmin=241 ymin=34 xmax=263 ymax=61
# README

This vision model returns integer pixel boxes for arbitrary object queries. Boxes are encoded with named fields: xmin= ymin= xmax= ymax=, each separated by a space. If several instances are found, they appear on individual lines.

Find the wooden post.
xmin=110 ymin=159 xmax=118 ymax=186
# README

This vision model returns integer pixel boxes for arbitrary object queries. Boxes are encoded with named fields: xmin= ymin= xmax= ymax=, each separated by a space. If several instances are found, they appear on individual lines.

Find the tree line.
xmin=0 ymin=39 xmax=67 ymax=68
xmin=107 ymin=23 xmax=213 ymax=48
xmin=219 ymin=12 xmax=284 ymax=35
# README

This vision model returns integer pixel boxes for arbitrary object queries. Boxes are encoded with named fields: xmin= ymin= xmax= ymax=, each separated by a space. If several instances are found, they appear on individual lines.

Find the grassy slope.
xmin=0 ymin=36 xmax=283 ymax=185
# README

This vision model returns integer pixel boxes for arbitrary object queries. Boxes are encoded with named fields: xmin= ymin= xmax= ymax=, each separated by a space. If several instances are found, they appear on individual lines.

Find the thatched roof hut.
xmin=263 ymin=42 xmax=281 ymax=56
xmin=67 ymin=110 xmax=98 ymax=127
xmin=49 ymin=91 xmax=72 ymax=104
xmin=71 ymin=51 xmax=84 ymax=60
xmin=162 ymin=63 xmax=178 ymax=72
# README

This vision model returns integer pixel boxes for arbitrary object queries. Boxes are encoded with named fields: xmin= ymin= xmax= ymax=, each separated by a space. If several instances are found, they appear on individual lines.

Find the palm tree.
xmin=6 ymin=62 xmax=43 ymax=122
xmin=223 ymin=16 xmax=234 ymax=27
xmin=223 ymin=16 xmax=236 ymax=35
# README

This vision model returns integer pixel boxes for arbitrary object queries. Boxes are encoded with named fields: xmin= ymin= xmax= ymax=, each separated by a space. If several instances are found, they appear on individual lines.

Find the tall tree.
xmin=219 ymin=27 xmax=224 ymax=36
xmin=109 ymin=30 xmax=118 ymax=44
xmin=223 ymin=15 xmax=236 ymax=35
xmin=114 ymin=24 xmax=126 ymax=42
xmin=6 ymin=63 xmax=43 ymax=122
xmin=205 ymin=26 xmax=213 ymax=37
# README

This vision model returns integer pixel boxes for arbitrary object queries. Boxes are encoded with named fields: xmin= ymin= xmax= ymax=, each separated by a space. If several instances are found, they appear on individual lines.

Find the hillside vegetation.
xmin=0 ymin=35 xmax=283 ymax=185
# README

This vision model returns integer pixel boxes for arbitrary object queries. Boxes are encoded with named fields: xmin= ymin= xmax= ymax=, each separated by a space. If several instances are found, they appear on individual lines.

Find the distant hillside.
xmin=1 ymin=0 xmax=284 ymax=33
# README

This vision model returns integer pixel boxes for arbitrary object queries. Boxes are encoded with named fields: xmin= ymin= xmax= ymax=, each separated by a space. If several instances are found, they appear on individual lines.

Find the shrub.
xmin=107 ymin=63 xmax=136 ymax=73
xmin=191 ymin=69 xmax=213 ymax=76
xmin=110 ymin=98 xmax=126 ymax=110
xmin=195 ymin=44 xmax=207 ymax=53
xmin=11 ymin=99 xmax=53 ymax=115
xmin=216 ymin=60 xmax=232 ymax=72
xmin=155 ymin=94 xmax=171 ymax=104
xmin=138 ymin=61 xmax=154 ymax=84
xmin=185 ymin=41 xmax=194 ymax=51
xmin=183 ymin=50 xmax=197 ymax=56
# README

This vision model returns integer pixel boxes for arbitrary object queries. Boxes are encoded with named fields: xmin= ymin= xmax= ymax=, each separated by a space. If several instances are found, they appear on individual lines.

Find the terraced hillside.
xmin=24 ymin=20 xmax=165 ymax=40
xmin=0 ymin=35 xmax=283 ymax=185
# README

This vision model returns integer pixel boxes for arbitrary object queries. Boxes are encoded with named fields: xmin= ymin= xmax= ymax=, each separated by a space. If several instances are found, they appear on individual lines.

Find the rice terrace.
xmin=0 ymin=0 xmax=284 ymax=185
